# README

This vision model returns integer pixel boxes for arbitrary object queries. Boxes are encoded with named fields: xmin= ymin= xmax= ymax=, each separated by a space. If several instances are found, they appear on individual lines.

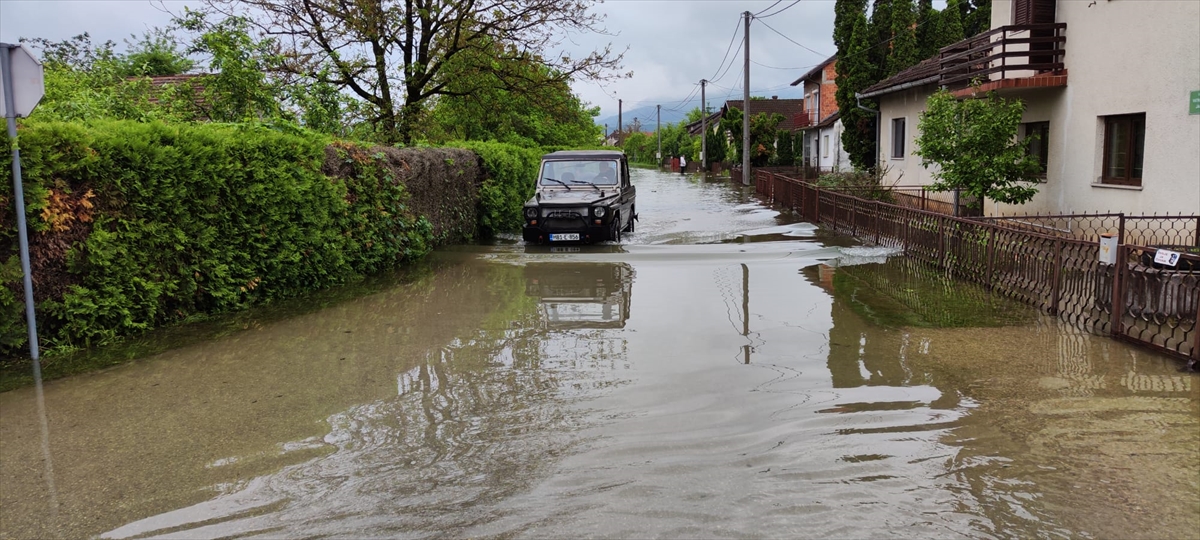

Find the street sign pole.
xmin=1 ymin=43 xmax=44 ymax=361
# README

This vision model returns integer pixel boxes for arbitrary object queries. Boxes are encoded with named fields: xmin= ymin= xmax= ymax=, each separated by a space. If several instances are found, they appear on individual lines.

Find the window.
xmin=823 ymin=135 xmax=830 ymax=157
xmin=1101 ymin=113 xmax=1145 ymax=186
xmin=891 ymin=118 xmax=906 ymax=159
xmin=1023 ymin=121 xmax=1049 ymax=178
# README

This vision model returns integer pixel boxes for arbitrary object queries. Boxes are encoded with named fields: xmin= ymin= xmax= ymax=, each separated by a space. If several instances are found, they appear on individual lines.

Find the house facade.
xmin=791 ymin=56 xmax=852 ymax=173
xmin=859 ymin=0 xmax=1200 ymax=216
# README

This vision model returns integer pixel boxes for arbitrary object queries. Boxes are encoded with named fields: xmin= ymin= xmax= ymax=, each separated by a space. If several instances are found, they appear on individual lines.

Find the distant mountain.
xmin=595 ymin=104 xmax=692 ymax=133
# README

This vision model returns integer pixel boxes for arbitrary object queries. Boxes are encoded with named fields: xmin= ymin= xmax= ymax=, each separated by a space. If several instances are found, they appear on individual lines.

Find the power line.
xmin=753 ymin=0 xmax=784 ymax=16
xmin=757 ymin=0 xmax=803 ymax=19
xmin=707 ymin=19 xmax=743 ymax=83
xmin=665 ymin=84 xmax=701 ymax=112
xmin=710 ymin=40 xmax=743 ymax=85
xmin=751 ymin=59 xmax=820 ymax=71
xmin=755 ymin=18 xmax=827 ymax=58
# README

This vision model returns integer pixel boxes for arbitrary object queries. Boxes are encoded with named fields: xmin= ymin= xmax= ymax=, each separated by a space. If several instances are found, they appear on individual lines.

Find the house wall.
xmin=878 ymin=85 xmax=940 ymax=186
xmin=985 ymin=0 xmax=1200 ymax=215
xmin=877 ymin=0 xmax=1199 ymax=215
xmin=820 ymin=62 xmax=839 ymax=121
xmin=818 ymin=121 xmax=851 ymax=172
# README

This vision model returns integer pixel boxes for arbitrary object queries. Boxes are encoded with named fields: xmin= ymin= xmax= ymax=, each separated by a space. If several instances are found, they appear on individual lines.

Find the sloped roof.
xmin=683 ymin=110 xmax=723 ymax=136
xmin=815 ymin=109 xmax=841 ymax=129
xmin=857 ymin=56 xmax=941 ymax=98
xmin=790 ymin=54 xmax=837 ymax=86
xmin=725 ymin=98 xmax=808 ymax=131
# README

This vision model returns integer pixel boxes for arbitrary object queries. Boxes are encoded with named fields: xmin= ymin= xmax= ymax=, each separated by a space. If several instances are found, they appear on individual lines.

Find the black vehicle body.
xmin=522 ymin=150 xmax=636 ymax=244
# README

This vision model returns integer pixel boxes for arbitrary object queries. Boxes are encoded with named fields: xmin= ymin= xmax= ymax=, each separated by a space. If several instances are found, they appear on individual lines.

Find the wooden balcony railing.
xmin=938 ymin=23 xmax=1066 ymax=87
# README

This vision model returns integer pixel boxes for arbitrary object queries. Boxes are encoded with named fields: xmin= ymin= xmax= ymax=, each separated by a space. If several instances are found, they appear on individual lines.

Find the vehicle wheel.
xmin=623 ymin=207 xmax=635 ymax=233
xmin=610 ymin=213 xmax=621 ymax=243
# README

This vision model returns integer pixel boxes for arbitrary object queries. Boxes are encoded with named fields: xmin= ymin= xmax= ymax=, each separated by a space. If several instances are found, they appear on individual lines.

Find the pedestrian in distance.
xmin=679 ymin=154 xmax=687 ymax=175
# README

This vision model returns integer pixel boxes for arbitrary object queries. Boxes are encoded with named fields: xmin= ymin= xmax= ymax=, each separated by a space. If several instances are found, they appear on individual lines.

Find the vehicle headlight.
xmin=593 ymin=206 xmax=606 ymax=217
xmin=525 ymin=207 xmax=538 ymax=219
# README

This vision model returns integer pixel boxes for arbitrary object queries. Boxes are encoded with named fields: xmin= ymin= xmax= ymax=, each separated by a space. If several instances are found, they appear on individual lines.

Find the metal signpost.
xmin=1 ymin=42 xmax=46 ymax=361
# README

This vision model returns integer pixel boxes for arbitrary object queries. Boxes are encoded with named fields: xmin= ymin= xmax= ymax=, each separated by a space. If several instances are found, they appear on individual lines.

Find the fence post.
xmin=1194 ymin=216 xmax=1199 ymax=247
xmin=1118 ymin=213 xmax=1126 ymax=245
xmin=1049 ymin=238 xmax=1063 ymax=315
xmin=1193 ymin=297 xmax=1200 ymax=366
xmin=832 ymin=193 xmax=839 ymax=231
xmin=1110 ymin=245 xmax=1125 ymax=337
xmin=985 ymin=226 xmax=996 ymax=291
xmin=874 ymin=201 xmax=882 ymax=245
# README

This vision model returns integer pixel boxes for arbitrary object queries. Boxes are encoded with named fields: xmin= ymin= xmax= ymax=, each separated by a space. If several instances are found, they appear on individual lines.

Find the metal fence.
xmin=754 ymin=170 xmax=1200 ymax=366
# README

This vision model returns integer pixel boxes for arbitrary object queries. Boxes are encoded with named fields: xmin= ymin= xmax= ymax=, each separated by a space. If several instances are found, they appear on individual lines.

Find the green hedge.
xmin=450 ymin=141 xmax=542 ymax=237
xmin=1 ymin=120 xmax=434 ymax=356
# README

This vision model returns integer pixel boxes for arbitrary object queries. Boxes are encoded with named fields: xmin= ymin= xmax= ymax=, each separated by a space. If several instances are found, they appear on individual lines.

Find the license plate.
xmin=550 ymin=246 xmax=581 ymax=253
xmin=549 ymin=233 xmax=580 ymax=241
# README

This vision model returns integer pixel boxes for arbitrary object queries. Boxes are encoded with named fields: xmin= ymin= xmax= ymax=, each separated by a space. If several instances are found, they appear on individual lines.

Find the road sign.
xmin=0 ymin=43 xmax=44 ymax=118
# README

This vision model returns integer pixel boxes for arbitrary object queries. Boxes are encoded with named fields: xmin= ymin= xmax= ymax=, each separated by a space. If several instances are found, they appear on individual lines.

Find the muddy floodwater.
xmin=2 ymin=169 xmax=1197 ymax=539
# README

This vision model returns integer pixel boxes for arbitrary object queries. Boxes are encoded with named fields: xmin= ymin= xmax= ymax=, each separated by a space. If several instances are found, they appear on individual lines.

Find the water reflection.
xmin=524 ymin=262 xmax=634 ymax=329
xmin=98 ymin=260 xmax=632 ymax=539
xmin=812 ymin=256 xmax=1199 ymax=539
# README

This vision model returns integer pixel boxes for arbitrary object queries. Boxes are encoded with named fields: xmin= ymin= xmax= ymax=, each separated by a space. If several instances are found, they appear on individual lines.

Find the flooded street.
xmin=2 ymin=168 xmax=1197 ymax=539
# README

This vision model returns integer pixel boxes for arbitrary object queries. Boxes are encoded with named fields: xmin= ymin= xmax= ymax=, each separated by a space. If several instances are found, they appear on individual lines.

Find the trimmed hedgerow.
xmin=0 ymin=120 xmax=443 ymax=355
xmin=449 ymin=140 xmax=542 ymax=237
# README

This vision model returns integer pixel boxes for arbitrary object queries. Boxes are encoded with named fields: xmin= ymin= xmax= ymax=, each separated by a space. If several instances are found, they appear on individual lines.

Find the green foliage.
xmin=834 ymin=0 xmax=870 ymax=54
xmin=935 ymin=0 xmax=967 ymax=51
xmin=0 ymin=256 xmax=27 ymax=354
xmin=121 ymin=29 xmax=195 ymax=76
xmin=772 ymin=129 xmax=795 ymax=166
xmin=868 ymin=0 xmax=894 ymax=80
xmin=748 ymin=113 xmax=785 ymax=166
xmin=620 ymin=131 xmax=657 ymax=165
xmin=180 ymin=13 xmax=287 ymax=123
xmin=836 ymin=11 xmax=879 ymax=170
xmin=427 ymin=41 xmax=602 ymax=148
xmin=887 ymin=0 xmax=920 ymax=76
xmin=705 ymin=127 xmax=727 ymax=164
xmin=914 ymin=89 xmax=1041 ymax=206
xmin=965 ymin=0 xmax=992 ymax=37
xmin=0 ymin=120 xmax=434 ymax=356
xmin=450 ymin=141 xmax=543 ymax=237
xmin=916 ymin=0 xmax=939 ymax=59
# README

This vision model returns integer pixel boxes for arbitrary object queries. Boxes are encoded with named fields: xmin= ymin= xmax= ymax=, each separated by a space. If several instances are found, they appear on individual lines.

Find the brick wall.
xmin=819 ymin=60 xmax=839 ymax=121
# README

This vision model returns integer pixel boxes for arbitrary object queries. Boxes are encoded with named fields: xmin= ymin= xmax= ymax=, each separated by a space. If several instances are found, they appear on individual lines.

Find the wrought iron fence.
xmin=753 ymin=170 xmax=1199 ymax=366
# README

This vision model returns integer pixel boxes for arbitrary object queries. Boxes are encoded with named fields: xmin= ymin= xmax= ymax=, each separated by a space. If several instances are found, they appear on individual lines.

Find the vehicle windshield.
xmin=539 ymin=159 xmax=620 ymax=188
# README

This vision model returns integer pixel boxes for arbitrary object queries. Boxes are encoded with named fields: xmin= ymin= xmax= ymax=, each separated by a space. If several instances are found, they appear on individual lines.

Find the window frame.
xmin=823 ymin=134 xmax=830 ymax=157
xmin=1022 ymin=121 xmax=1050 ymax=180
xmin=890 ymin=118 xmax=906 ymax=159
xmin=1100 ymin=113 xmax=1145 ymax=187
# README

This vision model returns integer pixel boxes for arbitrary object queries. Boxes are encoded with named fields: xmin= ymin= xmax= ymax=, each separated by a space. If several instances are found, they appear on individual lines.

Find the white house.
xmin=858 ymin=0 xmax=1200 ymax=217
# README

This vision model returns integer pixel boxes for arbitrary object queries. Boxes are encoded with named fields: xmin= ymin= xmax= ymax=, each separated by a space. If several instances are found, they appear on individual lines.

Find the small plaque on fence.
xmin=1098 ymin=234 xmax=1117 ymax=265
xmin=1153 ymin=248 xmax=1181 ymax=267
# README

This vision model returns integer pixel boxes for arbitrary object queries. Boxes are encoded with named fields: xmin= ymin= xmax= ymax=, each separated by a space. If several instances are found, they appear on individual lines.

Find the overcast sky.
xmin=1 ymin=0 xmax=858 ymax=121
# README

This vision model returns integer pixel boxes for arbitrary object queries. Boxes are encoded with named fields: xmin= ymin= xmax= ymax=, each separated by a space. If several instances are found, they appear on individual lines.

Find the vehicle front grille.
xmin=542 ymin=207 xmax=587 ymax=218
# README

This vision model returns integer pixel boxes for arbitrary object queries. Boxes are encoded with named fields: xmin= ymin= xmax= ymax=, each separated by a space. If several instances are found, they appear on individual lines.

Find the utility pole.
xmin=742 ymin=11 xmax=751 ymax=186
xmin=700 ymin=79 xmax=707 ymax=171
xmin=618 ymin=99 xmax=623 ymax=146
xmin=656 ymin=104 xmax=661 ymax=167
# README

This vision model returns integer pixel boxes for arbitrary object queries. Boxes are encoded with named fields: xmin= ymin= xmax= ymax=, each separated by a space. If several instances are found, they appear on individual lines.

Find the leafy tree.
xmin=834 ymin=0 xmax=869 ymax=54
xmin=773 ymin=128 xmax=795 ymax=166
xmin=935 ymin=0 xmax=966 ymax=50
xmin=180 ymin=13 xmax=287 ymax=123
xmin=121 ymin=29 xmax=195 ymax=76
xmin=705 ymin=127 xmax=727 ymax=164
xmin=868 ymin=0 xmax=894 ymax=80
xmin=914 ymin=88 xmax=1041 ymax=206
xmin=21 ymin=33 xmax=116 ymax=71
xmin=887 ymin=0 xmax=919 ymax=76
xmin=916 ymin=0 xmax=939 ymax=60
xmin=719 ymin=106 xmax=744 ymax=164
xmin=748 ymin=112 xmax=785 ymax=166
xmin=836 ymin=11 xmax=878 ymax=169
xmin=199 ymin=0 xmax=626 ymax=145
xmin=427 ymin=40 xmax=601 ymax=147
xmin=965 ymin=0 xmax=992 ymax=37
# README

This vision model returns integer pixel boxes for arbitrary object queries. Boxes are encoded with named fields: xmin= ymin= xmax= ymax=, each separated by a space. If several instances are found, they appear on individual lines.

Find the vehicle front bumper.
xmin=523 ymin=216 xmax=613 ymax=244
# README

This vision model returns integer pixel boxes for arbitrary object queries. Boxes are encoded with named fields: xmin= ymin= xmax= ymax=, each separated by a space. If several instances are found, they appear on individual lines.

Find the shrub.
xmin=449 ymin=141 xmax=542 ymax=237
xmin=0 ymin=120 xmax=436 ymax=355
